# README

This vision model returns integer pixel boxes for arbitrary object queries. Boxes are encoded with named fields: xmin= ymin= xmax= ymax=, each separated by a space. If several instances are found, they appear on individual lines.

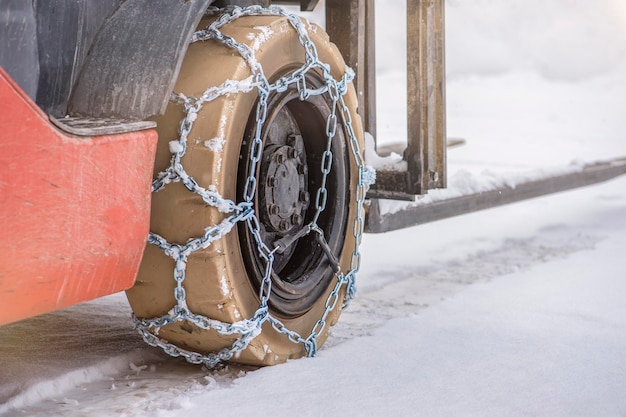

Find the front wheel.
xmin=126 ymin=8 xmax=369 ymax=367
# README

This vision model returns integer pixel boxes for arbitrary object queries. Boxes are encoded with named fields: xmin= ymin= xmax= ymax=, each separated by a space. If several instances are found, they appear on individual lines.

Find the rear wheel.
xmin=126 ymin=10 xmax=366 ymax=366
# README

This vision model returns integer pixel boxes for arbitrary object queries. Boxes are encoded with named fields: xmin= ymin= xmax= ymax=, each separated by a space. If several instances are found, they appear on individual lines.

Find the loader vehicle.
xmin=1 ymin=0 xmax=625 ymax=367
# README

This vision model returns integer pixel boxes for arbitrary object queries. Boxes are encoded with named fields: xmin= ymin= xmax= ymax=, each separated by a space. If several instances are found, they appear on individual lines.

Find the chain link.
xmin=133 ymin=5 xmax=375 ymax=368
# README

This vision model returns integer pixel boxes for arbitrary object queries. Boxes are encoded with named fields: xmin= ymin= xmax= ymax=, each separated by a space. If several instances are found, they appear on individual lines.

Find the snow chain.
xmin=132 ymin=5 xmax=376 ymax=368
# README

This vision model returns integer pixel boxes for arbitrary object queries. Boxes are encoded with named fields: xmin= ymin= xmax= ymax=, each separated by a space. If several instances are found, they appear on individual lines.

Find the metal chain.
xmin=133 ymin=5 xmax=376 ymax=368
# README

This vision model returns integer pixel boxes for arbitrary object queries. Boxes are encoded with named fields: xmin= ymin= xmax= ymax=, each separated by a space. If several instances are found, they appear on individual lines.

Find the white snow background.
xmin=1 ymin=0 xmax=626 ymax=415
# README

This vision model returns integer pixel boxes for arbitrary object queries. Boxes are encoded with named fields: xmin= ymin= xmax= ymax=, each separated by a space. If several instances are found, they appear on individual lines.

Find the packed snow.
xmin=1 ymin=1 xmax=626 ymax=416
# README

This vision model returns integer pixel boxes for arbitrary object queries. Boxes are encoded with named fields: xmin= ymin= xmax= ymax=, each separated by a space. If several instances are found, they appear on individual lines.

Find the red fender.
xmin=0 ymin=68 xmax=158 ymax=325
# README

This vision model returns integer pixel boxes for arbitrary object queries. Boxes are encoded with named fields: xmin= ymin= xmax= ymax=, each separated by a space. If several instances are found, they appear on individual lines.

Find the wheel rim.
xmin=238 ymin=69 xmax=349 ymax=318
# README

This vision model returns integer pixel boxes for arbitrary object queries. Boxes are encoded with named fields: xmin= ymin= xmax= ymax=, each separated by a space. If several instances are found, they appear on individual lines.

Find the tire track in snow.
xmin=326 ymin=231 xmax=600 ymax=347
xmin=2 ymin=231 xmax=601 ymax=416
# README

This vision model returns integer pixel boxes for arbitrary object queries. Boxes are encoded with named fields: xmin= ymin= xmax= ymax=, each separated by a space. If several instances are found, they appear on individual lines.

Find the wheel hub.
xmin=260 ymin=134 xmax=309 ymax=234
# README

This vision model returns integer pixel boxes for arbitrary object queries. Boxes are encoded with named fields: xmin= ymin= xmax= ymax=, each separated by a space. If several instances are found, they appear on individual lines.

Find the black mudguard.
xmin=0 ymin=0 xmax=39 ymax=100
xmin=69 ymin=0 xmax=212 ymax=120
xmin=34 ymin=0 xmax=124 ymax=116
xmin=3 ymin=0 xmax=305 ymax=120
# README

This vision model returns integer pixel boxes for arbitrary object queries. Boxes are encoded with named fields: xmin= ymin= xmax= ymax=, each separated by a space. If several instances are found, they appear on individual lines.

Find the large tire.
xmin=126 ymin=12 xmax=365 ymax=366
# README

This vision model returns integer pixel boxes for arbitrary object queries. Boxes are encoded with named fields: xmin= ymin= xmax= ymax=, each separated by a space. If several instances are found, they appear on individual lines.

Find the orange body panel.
xmin=0 ymin=68 xmax=158 ymax=325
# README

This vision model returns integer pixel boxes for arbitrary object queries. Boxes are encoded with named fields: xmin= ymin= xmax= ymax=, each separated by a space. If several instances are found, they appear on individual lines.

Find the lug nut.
xmin=288 ymin=134 xmax=302 ymax=146
xmin=267 ymin=176 xmax=276 ymax=187
xmin=291 ymin=213 xmax=302 ymax=225
xmin=288 ymin=148 xmax=298 ymax=159
xmin=269 ymin=204 xmax=279 ymax=215
xmin=276 ymin=153 xmax=285 ymax=164
xmin=299 ymin=191 xmax=310 ymax=203
xmin=297 ymin=164 xmax=308 ymax=175
xmin=279 ymin=220 xmax=290 ymax=231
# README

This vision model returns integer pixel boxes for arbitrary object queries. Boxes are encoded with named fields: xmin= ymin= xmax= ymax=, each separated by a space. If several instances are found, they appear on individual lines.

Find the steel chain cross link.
xmin=132 ymin=5 xmax=376 ymax=368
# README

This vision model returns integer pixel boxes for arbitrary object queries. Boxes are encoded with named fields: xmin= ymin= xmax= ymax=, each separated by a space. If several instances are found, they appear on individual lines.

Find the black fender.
xmin=3 ymin=0 xmax=307 ymax=120
xmin=0 ymin=0 xmax=39 ymax=100
xmin=69 ymin=0 xmax=212 ymax=120
xmin=33 ymin=0 xmax=124 ymax=116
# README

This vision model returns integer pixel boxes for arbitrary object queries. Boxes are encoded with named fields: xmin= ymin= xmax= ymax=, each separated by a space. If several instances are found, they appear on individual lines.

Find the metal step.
xmin=50 ymin=116 xmax=156 ymax=137
xmin=365 ymin=157 xmax=626 ymax=233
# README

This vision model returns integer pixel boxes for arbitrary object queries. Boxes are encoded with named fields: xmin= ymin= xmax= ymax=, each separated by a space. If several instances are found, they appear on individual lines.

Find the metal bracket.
xmin=272 ymin=0 xmax=320 ymax=12
xmin=366 ymin=158 xmax=626 ymax=233
xmin=405 ymin=0 xmax=446 ymax=195
xmin=325 ymin=0 xmax=446 ymax=200
xmin=326 ymin=0 xmax=377 ymax=137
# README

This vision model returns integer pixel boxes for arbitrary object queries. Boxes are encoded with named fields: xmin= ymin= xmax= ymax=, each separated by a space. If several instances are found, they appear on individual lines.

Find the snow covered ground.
xmin=2 ymin=1 xmax=626 ymax=416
